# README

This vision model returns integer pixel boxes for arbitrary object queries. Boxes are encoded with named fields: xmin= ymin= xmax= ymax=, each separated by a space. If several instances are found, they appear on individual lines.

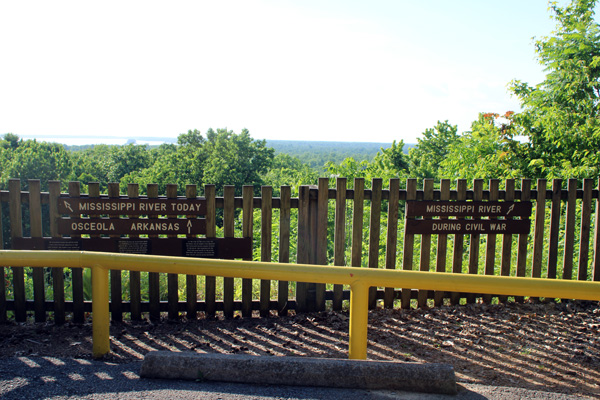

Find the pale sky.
xmin=0 ymin=1 xmax=590 ymax=145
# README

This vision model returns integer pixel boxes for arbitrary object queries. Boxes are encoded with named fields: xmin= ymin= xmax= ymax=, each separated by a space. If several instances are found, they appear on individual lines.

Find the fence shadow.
xmin=1 ymin=301 xmax=598 ymax=398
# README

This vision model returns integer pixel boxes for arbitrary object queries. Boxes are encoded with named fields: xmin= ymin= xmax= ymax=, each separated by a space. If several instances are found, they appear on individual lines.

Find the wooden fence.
xmin=1 ymin=177 xmax=599 ymax=324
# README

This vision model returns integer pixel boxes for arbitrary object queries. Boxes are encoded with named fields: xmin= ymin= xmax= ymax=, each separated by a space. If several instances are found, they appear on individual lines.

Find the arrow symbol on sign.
xmin=506 ymin=204 xmax=515 ymax=215
xmin=187 ymin=220 xmax=192 ymax=234
xmin=64 ymin=201 xmax=74 ymax=213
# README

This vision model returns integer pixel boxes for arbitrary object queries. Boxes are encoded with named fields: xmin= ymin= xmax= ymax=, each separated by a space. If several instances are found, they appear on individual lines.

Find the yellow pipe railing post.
xmin=348 ymin=281 xmax=369 ymax=360
xmin=92 ymin=265 xmax=110 ymax=358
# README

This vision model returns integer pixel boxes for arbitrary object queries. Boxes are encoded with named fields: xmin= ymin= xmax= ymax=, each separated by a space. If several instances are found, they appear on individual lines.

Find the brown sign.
xmin=13 ymin=237 xmax=253 ymax=259
xmin=406 ymin=201 xmax=531 ymax=217
xmin=405 ymin=219 xmax=530 ymax=235
xmin=58 ymin=218 xmax=206 ymax=235
xmin=58 ymin=198 xmax=206 ymax=216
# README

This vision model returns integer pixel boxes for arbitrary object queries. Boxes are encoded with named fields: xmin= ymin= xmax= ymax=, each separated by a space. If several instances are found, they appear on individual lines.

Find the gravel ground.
xmin=0 ymin=356 xmax=594 ymax=400
xmin=1 ymin=301 xmax=599 ymax=398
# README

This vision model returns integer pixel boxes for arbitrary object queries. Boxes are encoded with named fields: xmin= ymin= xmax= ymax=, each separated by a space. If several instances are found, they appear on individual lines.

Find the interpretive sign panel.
xmin=405 ymin=200 xmax=532 ymax=235
xmin=12 ymin=237 xmax=252 ymax=259
xmin=57 ymin=217 xmax=206 ymax=235
xmin=58 ymin=198 xmax=206 ymax=216
xmin=405 ymin=219 xmax=530 ymax=235
xmin=406 ymin=201 xmax=531 ymax=217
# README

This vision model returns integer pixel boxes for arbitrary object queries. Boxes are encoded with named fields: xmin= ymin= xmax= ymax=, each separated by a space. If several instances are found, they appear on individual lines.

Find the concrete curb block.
xmin=140 ymin=351 xmax=457 ymax=395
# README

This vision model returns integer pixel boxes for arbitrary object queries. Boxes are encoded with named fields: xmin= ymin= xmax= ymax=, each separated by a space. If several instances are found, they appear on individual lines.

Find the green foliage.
xmin=202 ymin=128 xmax=274 ymax=195
xmin=0 ymin=135 xmax=72 ymax=190
xmin=262 ymin=153 xmax=319 ymax=196
xmin=326 ymin=141 xmax=409 ymax=184
xmin=267 ymin=140 xmax=400 ymax=172
xmin=509 ymin=0 xmax=600 ymax=179
xmin=439 ymin=113 xmax=522 ymax=181
xmin=408 ymin=121 xmax=459 ymax=179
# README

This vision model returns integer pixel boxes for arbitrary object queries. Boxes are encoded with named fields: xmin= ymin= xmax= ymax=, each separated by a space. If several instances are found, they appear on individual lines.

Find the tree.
xmin=509 ymin=0 xmax=600 ymax=178
xmin=202 ymin=128 xmax=274 ymax=194
xmin=0 ymin=138 xmax=72 ymax=190
xmin=440 ymin=113 xmax=522 ymax=181
xmin=408 ymin=121 xmax=459 ymax=179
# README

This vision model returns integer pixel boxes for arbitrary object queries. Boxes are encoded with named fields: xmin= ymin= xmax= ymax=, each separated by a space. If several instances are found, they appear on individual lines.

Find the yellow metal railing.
xmin=1 ymin=250 xmax=599 ymax=359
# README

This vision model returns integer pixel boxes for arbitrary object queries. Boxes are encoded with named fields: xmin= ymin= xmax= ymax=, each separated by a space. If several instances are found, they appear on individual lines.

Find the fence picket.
xmin=483 ymin=179 xmax=499 ymax=304
xmin=417 ymin=179 xmax=433 ymax=307
xmin=147 ymin=184 xmax=161 ymax=321
xmin=68 ymin=181 xmax=85 ymax=323
xmin=127 ymin=183 xmax=142 ymax=320
xmin=204 ymin=184 xmax=217 ymax=317
xmin=295 ymin=185 xmax=310 ymax=312
xmin=562 ymin=179 xmax=578 ymax=281
xmin=499 ymin=179 xmax=515 ymax=303
xmin=532 ymin=179 xmax=546 ymax=280
xmin=49 ymin=181 xmax=64 ymax=323
xmin=9 ymin=180 xmax=25 ymax=322
xmin=223 ymin=186 xmax=235 ymax=318
xmin=107 ymin=183 xmax=123 ymax=322
xmin=278 ymin=185 xmax=291 ymax=316
xmin=316 ymin=178 xmax=328 ymax=311
xmin=165 ymin=184 xmax=179 ymax=320
xmin=242 ymin=185 xmax=254 ymax=318
xmin=368 ymin=178 xmax=383 ymax=309
xmin=351 ymin=178 xmax=365 ymax=270
xmin=260 ymin=186 xmax=273 ymax=317
xmin=594 ymin=178 xmax=600 ymax=282
xmin=547 ymin=179 xmax=562 ymax=279
xmin=401 ymin=178 xmax=417 ymax=309
xmin=185 ymin=184 xmax=198 ymax=320
xmin=466 ymin=179 xmax=483 ymax=304
xmin=29 ymin=180 xmax=45 ymax=322
xmin=384 ymin=178 xmax=399 ymax=308
xmin=450 ymin=179 xmax=466 ymax=305
xmin=578 ymin=179 xmax=593 ymax=281
xmin=515 ymin=179 xmax=531 ymax=303
xmin=333 ymin=177 xmax=347 ymax=311
xmin=434 ymin=179 xmax=450 ymax=306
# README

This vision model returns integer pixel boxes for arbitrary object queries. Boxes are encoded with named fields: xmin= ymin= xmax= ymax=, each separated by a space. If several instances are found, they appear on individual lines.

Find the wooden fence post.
xmin=295 ymin=185 xmax=310 ymax=312
xmin=417 ymin=179 xmax=433 ymax=307
xmin=166 ymin=183 xmax=179 ymax=320
xmin=0 ymin=180 xmax=5 ymax=323
xmin=185 ymin=184 xmax=198 ymax=320
xmin=49 ymin=181 xmax=64 ymax=324
xmin=515 ymin=179 xmax=531 ymax=303
xmin=277 ymin=185 xmax=291 ymax=316
xmin=315 ymin=178 xmax=329 ymax=311
xmin=29 ymin=179 xmax=45 ymax=322
xmin=593 ymin=178 xmax=600 ymax=282
xmin=127 ymin=183 xmax=142 ymax=320
xmin=499 ymin=179 xmax=515 ymax=303
xmin=562 ymin=179 xmax=578 ymax=281
xmin=547 ymin=179 xmax=562 ymax=279
xmin=241 ymin=185 xmax=254 ymax=318
xmin=9 ymin=179 xmax=25 ymax=322
xmin=204 ymin=184 xmax=217 ymax=317
xmin=108 ymin=182 xmax=123 ymax=322
xmin=384 ymin=178 xmax=399 ymax=309
xmin=401 ymin=178 xmax=416 ymax=309
xmin=260 ymin=185 xmax=273 ymax=316
xmin=223 ymin=185 xmax=235 ymax=318
xmin=333 ymin=177 xmax=347 ymax=311
xmin=450 ymin=179 xmax=466 ymax=305
xmin=466 ymin=179 xmax=483 ymax=304
xmin=368 ymin=178 xmax=382 ymax=309
xmin=578 ymin=179 xmax=593 ymax=281
xmin=434 ymin=179 xmax=450 ymax=306
xmin=147 ymin=183 xmax=161 ymax=321
xmin=68 ymin=181 xmax=85 ymax=323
